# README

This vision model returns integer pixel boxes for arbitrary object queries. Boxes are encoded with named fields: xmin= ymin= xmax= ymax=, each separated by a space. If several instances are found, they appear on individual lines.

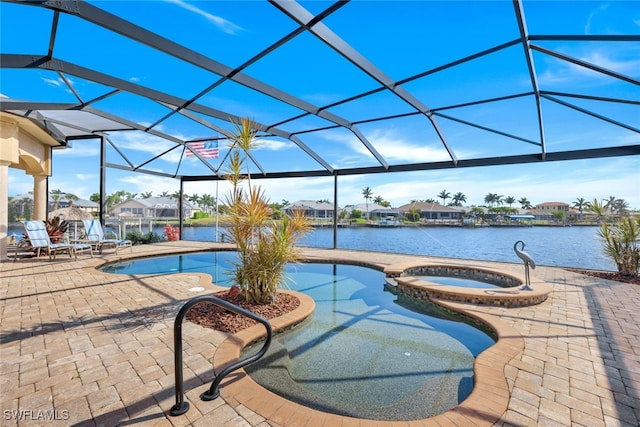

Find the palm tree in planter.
xmin=225 ymin=117 xmax=311 ymax=304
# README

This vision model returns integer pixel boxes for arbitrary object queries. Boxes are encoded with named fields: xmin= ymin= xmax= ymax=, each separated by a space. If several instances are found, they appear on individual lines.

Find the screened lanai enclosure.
xmin=1 ymin=0 xmax=639 ymax=235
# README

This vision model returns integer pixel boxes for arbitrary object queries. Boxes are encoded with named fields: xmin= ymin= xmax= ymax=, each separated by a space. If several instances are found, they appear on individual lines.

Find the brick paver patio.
xmin=1 ymin=241 xmax=638 ymax=426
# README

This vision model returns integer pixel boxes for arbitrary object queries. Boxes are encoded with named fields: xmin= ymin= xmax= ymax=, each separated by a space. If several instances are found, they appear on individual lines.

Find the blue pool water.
xmin=100 ymin=252 xmax=496 ymax=420
xmin=101 ymin=251 xmax=237 ymax=285
xmin=416 ymin=276 xmax=502 ymax=289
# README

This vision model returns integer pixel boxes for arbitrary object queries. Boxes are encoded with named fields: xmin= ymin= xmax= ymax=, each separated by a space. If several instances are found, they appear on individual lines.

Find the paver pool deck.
xmin=1 ymin=241 xmax=638 ymax=426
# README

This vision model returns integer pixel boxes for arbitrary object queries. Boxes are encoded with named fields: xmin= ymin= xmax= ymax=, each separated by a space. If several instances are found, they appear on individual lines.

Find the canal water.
xmin=7 ymin=223 xmax=613 ymax=271
xmin=178 ymin=224 xmax=612 ymax=271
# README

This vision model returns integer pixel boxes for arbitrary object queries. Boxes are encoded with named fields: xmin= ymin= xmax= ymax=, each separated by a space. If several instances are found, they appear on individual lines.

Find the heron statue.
xmin=514 ymin=240 xmax=536 ymax=290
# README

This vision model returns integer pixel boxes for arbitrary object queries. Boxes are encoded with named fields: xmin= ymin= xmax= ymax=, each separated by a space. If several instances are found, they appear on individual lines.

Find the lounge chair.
xmin=16 ymin=220 xmax=92 ymax=261
xmin=81 ymin=219 xmax=133 ymax=254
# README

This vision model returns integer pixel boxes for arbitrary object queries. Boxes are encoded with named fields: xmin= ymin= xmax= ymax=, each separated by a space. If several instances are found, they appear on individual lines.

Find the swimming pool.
xmin=100 ymin=252 xmax=496 ymax=421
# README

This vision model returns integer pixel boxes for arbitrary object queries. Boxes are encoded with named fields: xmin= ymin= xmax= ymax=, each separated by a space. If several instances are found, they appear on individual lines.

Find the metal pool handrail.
xmin=170 ymin=294 xmax=273 ymax=416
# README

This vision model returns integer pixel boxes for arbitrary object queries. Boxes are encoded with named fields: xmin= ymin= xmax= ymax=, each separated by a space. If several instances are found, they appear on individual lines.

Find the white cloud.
xmin=165 ymin=0 xmax=243 ymax=35
xmin=104 ymin=130 xmax=186 ymax=164
xmin=585 ymin=3 xmax=610 ymax=34
xmin=76 ymin=173 xmax=98 ymax=182
xmin=41 ymin=77 xmax=63 ymax=88
xmin=580 ymin=50 xmax=640 ymax=75
xmin=40 ymin=76 xmax=81 ymax=96
xmin=53 ymin=143 xmax=100 ymax=158
xmin=7 ymin=172 xmax=33 ymax=196
xmin=365 ymin=128 xmax=454 ymax=162
xmin=110 ymin=131 xmax=175 ymax=152
xmin=118 ymin=174 xmax=178 ymax=195
xmin=319 ymin=127 xmax=452 ymax=167
xmin=537 ymin=46 xmax=640 ymax=86
xmin=254 ymin=138 xmax=295 ymax=152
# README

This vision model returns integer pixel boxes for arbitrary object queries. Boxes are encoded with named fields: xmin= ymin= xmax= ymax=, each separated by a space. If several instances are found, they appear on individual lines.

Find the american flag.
xmin=186 ymin=141 xmax=219 ymax=158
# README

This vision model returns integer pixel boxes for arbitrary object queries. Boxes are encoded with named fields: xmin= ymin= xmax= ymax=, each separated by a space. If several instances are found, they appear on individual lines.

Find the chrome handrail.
xmin=170 ymin=294 xmax=272 ymax=416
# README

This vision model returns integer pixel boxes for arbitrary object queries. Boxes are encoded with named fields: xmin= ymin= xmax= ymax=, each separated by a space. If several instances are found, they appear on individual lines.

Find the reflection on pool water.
xmin=100 ymin=251 xmax=237 ymax=285
xmin=100 ymin=252 xmax=496 ymax=421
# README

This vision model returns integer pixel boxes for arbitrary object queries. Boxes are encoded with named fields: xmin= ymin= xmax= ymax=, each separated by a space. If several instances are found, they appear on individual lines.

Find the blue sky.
xmin=3 ymin=0 xmax=639 ymax=208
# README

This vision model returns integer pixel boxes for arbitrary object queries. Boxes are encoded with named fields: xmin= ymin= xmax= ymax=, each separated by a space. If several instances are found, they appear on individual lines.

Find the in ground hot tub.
xmin=385 ymin=263 xmax=551 ymax=307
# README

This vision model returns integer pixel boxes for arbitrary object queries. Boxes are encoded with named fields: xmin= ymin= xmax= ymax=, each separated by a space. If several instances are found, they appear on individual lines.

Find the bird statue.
xmin=514 ymin=240 xmax=535 ymax=290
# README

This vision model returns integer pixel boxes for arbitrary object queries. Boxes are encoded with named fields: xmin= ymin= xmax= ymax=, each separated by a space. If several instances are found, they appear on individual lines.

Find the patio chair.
xmin=81 ymin=219 xmax=133 ymax=254
xmin=16 ymin=220 xmax=92 ymax=261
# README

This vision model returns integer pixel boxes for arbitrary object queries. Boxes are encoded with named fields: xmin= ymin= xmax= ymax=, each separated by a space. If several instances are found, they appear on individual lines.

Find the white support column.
xmin=0 ymin=161 xmax=10 ymax=261
xmin=0 ymin=117 xmax=19 ymax=262
xmin=33 ymin=174 xmax=48 ymax=221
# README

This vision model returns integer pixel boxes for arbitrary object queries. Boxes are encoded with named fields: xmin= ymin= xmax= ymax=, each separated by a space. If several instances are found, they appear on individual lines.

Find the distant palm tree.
xmin=200 ymin=194 xmax=216 ymax=214
xmin=104 ymin=192 xmax=122 ymax=215
xmin=437 ymin=189 xmax=451 ymax=206
xmin=362 ymin=187 xmax=373 ymax=219
xmin=141 ymin=191 xmax=153 ymax=199
xmin=612 ymin=199 xmax=629 ymax=218
xmin=170 ymin=190 xmax=183 ymax=201
xmin=504 ymin=196 xmax=516 ymax=208
xmin=50 ymin=193 xmax=63 ymax=210
xmin=452 ymin=192 xmax=466 ymax=206
xmin=63 ymin=193 xmax=79 ymax=208
xmin=572 ymin=197 xmax=588 ymax=221
xmin=484 ymin=193 xmax=502 ymax=207
xmin=518 ymin=197 xmax=533 ymax=209
xmin=604 ymin=196 xmax=617 ymax=213
xmin=115 ymin=190 xmax=128 ymax=202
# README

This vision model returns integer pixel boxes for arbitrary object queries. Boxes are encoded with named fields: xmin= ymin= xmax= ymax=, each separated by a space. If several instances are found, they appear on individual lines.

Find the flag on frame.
xmin=186 ymin=141 xmax=219 ymax=158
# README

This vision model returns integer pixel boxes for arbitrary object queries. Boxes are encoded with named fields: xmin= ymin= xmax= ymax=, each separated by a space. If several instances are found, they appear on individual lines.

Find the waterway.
xmin=8 ymin=223 xmax=613 ymax=271
xmin=179 ymin=224 xmax=612 ymax=271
